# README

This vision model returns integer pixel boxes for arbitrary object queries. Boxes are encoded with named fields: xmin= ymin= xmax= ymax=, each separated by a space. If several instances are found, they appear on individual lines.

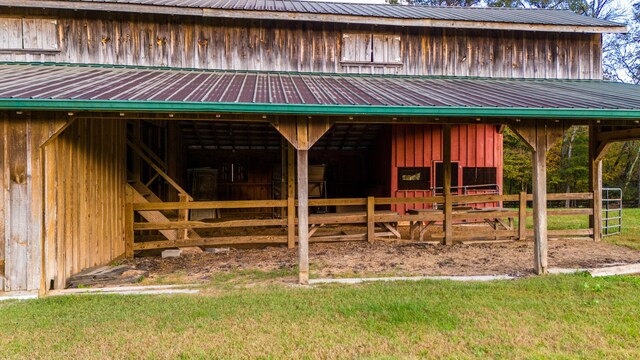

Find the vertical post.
xmin=532 ymin=124 xmax=548 ymax=275
xmin=125 ymin=202 xmax=134 ymax=258
xmin=518 ymin=191 xmax=527 ymax=240
xmin=287 ymin=196 xmax=295 ymax=249
xmin=280 ymin=139 xmax=288 ymax=219
xmin=297 ymin=149 xmax=309 ymax=285
xmin=177 ymin=193 xmax=189 ymax=240
xmin=367 ymin=196 xmax=375 ymax=242
xmin=589 ymin=126 xmax=603 ymax=242
xmin=443 ymin=125 xmax=453 ymax=245
xmin=287 ymin=142 xmax=297 ymax=249
xmin=287 ymin=143 xmax=296 ymax=201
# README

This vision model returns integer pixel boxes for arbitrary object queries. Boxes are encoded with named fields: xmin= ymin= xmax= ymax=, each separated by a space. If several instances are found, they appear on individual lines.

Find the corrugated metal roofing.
xmin=1 ymin=63 xmax=640 ymax=118
xmin=14 ymin=0 xmax=624 ymax=28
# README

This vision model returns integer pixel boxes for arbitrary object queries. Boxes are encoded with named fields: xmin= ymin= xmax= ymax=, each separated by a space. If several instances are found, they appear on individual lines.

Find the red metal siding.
xmin=390 ymin=124 xmax=503 ymax=214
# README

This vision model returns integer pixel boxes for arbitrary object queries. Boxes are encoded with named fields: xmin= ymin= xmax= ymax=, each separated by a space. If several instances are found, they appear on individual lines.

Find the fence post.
xmin=518 ymin=192 xmax=527 ymax=241
xmin=178 ymin=193 xmax=190 ymax=240
xmin=287 ymin=197 xmax=295 ymax=248
xmin=125 ymin=202 xmax=134 ymax=258
xmin=367 ymin=196 xmax=375 ymax=242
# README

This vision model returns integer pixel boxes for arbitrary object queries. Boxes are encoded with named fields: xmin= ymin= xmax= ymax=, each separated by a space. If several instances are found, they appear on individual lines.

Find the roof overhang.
xmin=0 ymin=0 xmax=627 ymax=34
xmin=3 ymin=99 xmax=640 ymax=120
xmin=2 ymin=63 xmax=640 ymax=121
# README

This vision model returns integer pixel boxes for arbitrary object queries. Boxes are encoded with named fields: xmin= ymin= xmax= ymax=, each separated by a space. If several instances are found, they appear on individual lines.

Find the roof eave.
xmin=0 ymin=0 xmax=627 ymax=34
xmin=2 ymin=99 xmax=640 ymax=120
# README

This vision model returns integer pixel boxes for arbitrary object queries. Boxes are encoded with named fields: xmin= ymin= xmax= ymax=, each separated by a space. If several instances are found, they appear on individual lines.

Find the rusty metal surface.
xmin=30 ymin=0 xmax=622 ymax=27
xmin=1 ymin=63 xmax=639 ymax=110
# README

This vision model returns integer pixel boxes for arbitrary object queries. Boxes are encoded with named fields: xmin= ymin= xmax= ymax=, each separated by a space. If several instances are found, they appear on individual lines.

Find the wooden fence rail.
xmin=125 ymin=192 xmax=598 ymax=255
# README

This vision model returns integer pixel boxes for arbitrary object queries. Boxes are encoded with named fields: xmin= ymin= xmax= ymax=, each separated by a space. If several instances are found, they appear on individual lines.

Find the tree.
xmin=604 ymin=2 xmax=640 ymax=83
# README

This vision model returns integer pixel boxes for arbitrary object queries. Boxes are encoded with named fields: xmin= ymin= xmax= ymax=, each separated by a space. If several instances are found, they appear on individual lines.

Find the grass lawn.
xmin=2 ymin=210 xmax=639 ymax=358
xmin=1 ymin=274 xmax=640 ymax=358
xmin=517 ymin=208 xmax=640 ymax=250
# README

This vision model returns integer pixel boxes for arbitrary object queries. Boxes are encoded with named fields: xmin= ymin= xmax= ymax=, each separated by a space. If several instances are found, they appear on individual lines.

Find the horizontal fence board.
xmin=134 ymin=218 xmax=287 ymax=231
xmin=133 ymin=199 xmax=287 ymax=211
xmin=375 ymin=213 xmax=444 ymax=222
xmin=308 ymin=198 xmax=366 ymax=206
xmin=450 ymin=194 xmax=519 ymax=203
xmin=525 ymin=229 xmax=594 ymax=236
xmin=133 ymin=235 xmax=288 ymax=250
xmin=452 ymin=210 xmax=518 ymax=221
xmin=375 ymin=196 xmax=444 ymax=205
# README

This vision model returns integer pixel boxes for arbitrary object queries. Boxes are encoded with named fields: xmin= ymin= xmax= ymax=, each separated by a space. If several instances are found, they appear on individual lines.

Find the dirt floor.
xmin=124 ymin=239 xmax=640 ymax=283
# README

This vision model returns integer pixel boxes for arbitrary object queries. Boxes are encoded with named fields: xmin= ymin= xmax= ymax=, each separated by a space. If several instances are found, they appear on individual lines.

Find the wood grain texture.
xmin=0 ymin=9 xmax=602 ymax=79
xmin=43 ymin=116 xmax=127 ymax=289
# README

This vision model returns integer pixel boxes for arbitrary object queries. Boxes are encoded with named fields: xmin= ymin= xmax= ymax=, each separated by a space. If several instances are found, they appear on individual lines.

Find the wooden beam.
xmin=596 ymin=127 xmax=640 ymax=144
xmin=287 ymin=197 xmax=295 ymax=249
xmin=509 ymin=122 xmax=564 ymax=152
xmin=518 ymin=191 xmax=527 ymax=241
xmin=367 ymin=196 xmax=375 ymax=243
xmin=532 ymin=123 xmax=548 ymax=275
xmin=297 ymin=149 xmax=309 ymax=285
xmin=271 ymin=117 xmax=333 ymax=150
xmin=589 ymin=126 xmax=603 ymax=242
xmin=443 ymin=125 xmax=453 ymax=246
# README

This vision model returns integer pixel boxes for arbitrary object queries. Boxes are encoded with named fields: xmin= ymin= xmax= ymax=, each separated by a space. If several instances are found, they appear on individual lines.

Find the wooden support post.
xmin=177 ymin=193 xmax=190 ymax=240
xmin=367 ymin=196 xmax=375 ymax=242
xmin=297 ymin=149 xmax=309 ymax=285
xmin=125 ymin=202 xmax=134 ymax=258
xmin=287 ymin=143 xmax=295 ymax=200
xmin=443 ymin=125 xmax=453 ymax=245
xmin=589 ymin=126 xmax=604 ymax=242
xmin=270 ymin=116 xmax=333 ymax=284
xmin=518 ymin=191 xmax=527 ymax=241
xmin=509 ymin=122 xmax=564 ymax=275
xmin=287 ymin=197 xmax=295 ymax=249
xmin=532 ymin=126 xmax=548 ymax=275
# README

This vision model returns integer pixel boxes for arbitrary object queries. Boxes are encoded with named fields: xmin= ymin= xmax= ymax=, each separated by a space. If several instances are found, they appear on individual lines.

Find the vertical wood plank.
xmin=518 ymin=191 xmax=527 ymax=241
xmin=0 ymin=114 xmax=5 ymax=291
xmin=589 ymin=126 xmax=603 ymax=242
xmin=532 ymin=123 xmax=548 ymax=275
xmin=367 ymin=196 xmax=375 ymax=243
xmin=287 ymin=196 xmax=295 ymax=249
xmin=125 ymin=202 xmax=134 ymax=259
xmin=297 ymin=149 xmax=309 ymax=285
xmin=443 ymin=125 xmax=453 ymax=245
xmin=7 ymin=113 xmax=28 ymax=291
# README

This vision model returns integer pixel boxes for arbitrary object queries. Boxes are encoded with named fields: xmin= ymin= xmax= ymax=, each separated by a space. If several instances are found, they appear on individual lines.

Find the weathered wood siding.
xmin=390 ymin=124 xmax=503 ymax=214
xmin=0 ymin=112 xmax=50 ymax=291
xmin=0 ymin=112 xmax=126 ymax=292
xmin=0 ymin=9 xmax=602 ymax=79
xmin=44 ymin=117 xmax=127 ymax=290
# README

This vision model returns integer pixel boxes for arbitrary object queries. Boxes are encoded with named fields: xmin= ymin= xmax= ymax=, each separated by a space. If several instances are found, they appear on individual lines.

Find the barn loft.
xmin=0 ymin=0 xmax=639 ymax=293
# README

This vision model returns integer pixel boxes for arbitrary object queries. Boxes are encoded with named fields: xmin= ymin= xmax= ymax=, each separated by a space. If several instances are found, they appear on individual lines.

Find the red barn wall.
xmin=390 ymin=124 xmax=503 ymax=214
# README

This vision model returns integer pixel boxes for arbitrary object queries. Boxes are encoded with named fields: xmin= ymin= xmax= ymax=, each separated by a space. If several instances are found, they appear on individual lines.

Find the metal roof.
xmin=1 ymin=63 xmax=640 ymax=119
xmin=2 ymin=0 xmax=626 ymax=33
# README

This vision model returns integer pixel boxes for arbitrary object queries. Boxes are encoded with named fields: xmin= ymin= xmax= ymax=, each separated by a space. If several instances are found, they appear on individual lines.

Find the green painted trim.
xmin=1 ymin=99 xmax=640 ymax=119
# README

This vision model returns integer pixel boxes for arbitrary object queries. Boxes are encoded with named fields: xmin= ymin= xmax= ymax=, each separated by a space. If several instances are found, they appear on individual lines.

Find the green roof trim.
xmin=1 ymin=99 xmax=640 ymax=119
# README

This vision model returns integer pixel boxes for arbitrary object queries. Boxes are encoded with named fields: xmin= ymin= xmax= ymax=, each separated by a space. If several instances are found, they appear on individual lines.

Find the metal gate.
xmin=603 ymin=188 xmax=622 ymax=236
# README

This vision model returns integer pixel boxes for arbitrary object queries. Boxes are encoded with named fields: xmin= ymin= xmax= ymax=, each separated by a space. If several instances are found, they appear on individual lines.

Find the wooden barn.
xmin=1 ymin=0 xmax=640 ymax=294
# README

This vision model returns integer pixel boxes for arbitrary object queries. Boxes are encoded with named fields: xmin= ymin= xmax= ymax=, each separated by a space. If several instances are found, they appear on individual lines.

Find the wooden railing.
xmin=125 ymin=192 xmax=596 ymax=255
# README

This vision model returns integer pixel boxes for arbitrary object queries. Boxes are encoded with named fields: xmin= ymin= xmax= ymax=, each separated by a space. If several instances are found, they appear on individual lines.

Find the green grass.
xmin=1 ymin=274 xmax=640 ymax=359
xmin=604 ymin=208 xmax=640 ymax=250
xmin=515 ymin=208 xmax=640 ymax=250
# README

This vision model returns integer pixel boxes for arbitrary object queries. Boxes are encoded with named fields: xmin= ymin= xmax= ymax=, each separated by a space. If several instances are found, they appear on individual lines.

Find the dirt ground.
xmin=124 ymin=239 xmax=640 ymax=283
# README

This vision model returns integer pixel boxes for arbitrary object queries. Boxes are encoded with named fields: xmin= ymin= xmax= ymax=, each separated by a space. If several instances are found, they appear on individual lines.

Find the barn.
xmin=1 ymin=0 xmax=640 ymax=294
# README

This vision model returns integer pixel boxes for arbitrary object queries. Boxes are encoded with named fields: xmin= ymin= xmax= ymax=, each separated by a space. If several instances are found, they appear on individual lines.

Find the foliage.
xmin=604 ymin=2 xmax=640 ymax=83
xmin=502 ymin=128 xmax=532 ymax=193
